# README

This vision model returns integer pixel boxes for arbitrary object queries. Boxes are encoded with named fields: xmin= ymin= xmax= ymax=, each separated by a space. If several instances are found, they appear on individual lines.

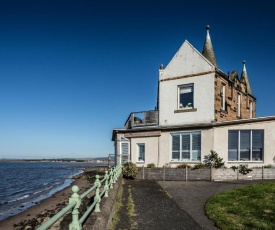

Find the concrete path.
xmin=114 ymin=180 xmax=202 ymax=230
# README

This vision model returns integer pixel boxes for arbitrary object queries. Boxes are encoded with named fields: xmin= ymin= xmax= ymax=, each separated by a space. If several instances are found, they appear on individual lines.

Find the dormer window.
xmin=178 ymin=84 xmax=194 ymax=109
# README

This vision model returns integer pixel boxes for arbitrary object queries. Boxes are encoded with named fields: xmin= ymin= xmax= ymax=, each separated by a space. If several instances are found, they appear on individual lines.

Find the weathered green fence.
xmin=36 ymin=165 xmax=122 ymax=230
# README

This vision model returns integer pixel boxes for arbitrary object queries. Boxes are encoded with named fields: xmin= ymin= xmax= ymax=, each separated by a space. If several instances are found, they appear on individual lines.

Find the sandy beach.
xmin=0 ymin=167 xmax=104 ymax=230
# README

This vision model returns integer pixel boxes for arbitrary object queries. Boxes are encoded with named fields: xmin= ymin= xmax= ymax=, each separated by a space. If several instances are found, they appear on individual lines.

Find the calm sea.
xmin=0 ymin=161 xmax=99 ymax=221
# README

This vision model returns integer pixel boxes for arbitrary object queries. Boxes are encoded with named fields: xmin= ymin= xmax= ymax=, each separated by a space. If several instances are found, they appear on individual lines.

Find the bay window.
xmin=171 ymin=132 xmax=201 ymax=161
xmin=228 ymin=130 xmax=264 ymax=161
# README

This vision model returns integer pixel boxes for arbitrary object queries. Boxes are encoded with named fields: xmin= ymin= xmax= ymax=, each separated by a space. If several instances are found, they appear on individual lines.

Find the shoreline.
xmin=0 ymin=167 xmax=102 ymax=230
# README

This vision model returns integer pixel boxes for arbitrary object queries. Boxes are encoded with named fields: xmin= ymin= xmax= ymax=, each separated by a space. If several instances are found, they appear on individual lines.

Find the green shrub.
xmin=192 ymin=163 xmax=206 ymax=170
xmin=122 ymin=162 xmax=138 ymax=179
xmin=264 ymin=164 xmax=273 ymax=168
xmin=230 ymin=165 xmax=238 ymax=171
xmin=177 ymin=163 xmax=191 ymax=169
xmin=147 ymin=163 xmax=156 ymax=168
xmin=239 ymin=164 xmax=253 ymax=175
xmin=204 ymin=150 xmax=225 ymax=168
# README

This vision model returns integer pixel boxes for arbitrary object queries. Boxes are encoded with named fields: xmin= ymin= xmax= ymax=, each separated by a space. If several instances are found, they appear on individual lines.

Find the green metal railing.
xmin=37 ymin=165 xmax=122 ymax=230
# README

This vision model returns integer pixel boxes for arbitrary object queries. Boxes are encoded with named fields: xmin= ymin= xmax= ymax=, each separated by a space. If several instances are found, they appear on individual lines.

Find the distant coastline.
xmin=0 ymin=157 xmax=114 ymax=165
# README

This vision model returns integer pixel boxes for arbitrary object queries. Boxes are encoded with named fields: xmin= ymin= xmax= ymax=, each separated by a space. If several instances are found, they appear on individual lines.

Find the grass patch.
xmin=158 ymin=189 xmax=172 ymax=199
xmin=110 ymin=179 xmax=124 ymax=230
xmin=205 ymin=182 xmax=275 ymax=230
xmin=127 ymin=185 xmax=137 ymax=229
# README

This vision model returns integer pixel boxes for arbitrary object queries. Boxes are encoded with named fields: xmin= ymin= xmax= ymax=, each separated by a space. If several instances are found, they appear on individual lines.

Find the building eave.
xmin=112 ymin=116 xmax=275 ymax=139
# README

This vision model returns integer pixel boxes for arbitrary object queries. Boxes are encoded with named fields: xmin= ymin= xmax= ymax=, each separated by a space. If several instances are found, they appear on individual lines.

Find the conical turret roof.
xmin=240 ymin=60 xmax=252 ymax=95
xmin=202 ymin=25 xmax=218 ymax=68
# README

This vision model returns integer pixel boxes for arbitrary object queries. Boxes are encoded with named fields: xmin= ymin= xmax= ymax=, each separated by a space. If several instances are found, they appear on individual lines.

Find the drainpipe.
xmin=157 ymin=136 xmax=160 ymax=167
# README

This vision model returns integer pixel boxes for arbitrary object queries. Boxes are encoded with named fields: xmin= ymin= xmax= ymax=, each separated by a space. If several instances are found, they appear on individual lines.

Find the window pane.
xmin=237 ymin=94 xmax=241 ymax=117
xmin=138 ymin=144 xmax=145 ymax=161
xmin=179 ymin=85 xmax=193 ymax=108
xmin=228 ymin=131 xmax=238 ymax=161
xmin=172 ymin=152 xmax=180 ymax=161
xmin=252 ymin=130 xmax=263 ymax=161
xmin=172 ymin=135 xmax=180 ymax=151
xmin=172 ymin=135 xmax=180 ymax=160
xmin=192 ymin=133 xmax=201 ymax=161
xmin=181 ymin=134 xmax=190 ymax=160
xmin=121 ymin=155 xmax=129 ymax=164
xmin=121 ymin=142 xmax=129 ymax=155
xmin=240 ymin=130 xmax=250 ymax=161
xmin=121 ymin=142 xmax=129 ymax=164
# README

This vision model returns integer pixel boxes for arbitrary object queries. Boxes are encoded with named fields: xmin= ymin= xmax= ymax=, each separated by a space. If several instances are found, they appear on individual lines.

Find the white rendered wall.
xmin=159 ymin=73 xmax=215 ymax=126
xmin=159 ymin=40 xmax=215 ymax=80
xmin=159 ymin=40 xmax=215 ymax=126
xmin=130 ymin=136 xmax=159 ymax=167
xmin=213 ymin=120 xmax=275 ymax=168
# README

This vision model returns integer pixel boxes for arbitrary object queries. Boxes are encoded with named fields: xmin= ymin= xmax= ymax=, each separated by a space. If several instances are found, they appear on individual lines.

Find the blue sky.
xmin=0 ymin=0 xmax=274 ymax=159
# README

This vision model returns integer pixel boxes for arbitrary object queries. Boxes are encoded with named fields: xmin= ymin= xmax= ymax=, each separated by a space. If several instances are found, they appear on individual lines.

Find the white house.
xmin=112 ymin=26 xmax=275 ymax=168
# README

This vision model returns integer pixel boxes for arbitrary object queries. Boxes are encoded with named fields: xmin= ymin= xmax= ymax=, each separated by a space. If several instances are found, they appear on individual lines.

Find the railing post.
xmin=110 ymin=169 xmax=114 ymax=189
xmin=69 ymin=186 xmax=81 ymax=230
xmin=119 ymin=165 xmax=122 ymax=175
xmin=94 ymin=175 xmax=101 ymax=212
xmin=104 ymin=171 xmax=109 ymax=197
xmin=114 ymin=166 xmax=118 ymax=182
xmin=112 ymin=167 xmax=116 ymax=183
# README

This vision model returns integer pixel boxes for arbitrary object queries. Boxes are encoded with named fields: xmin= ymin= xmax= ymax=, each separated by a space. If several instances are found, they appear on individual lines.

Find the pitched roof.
xmin=202 ymin=25 xmax=218 ymax=68
xmin=160 ymin=40 xmax=215 ymax=80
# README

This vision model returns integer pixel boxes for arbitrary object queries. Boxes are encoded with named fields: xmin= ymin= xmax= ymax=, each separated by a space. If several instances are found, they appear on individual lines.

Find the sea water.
xmin=0 ymin=161 xmax=97 ymax=221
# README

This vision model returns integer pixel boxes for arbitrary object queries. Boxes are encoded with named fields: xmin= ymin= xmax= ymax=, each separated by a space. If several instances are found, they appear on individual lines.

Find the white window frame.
xmin=137 ymin=143 xmax=145 ymax=162
xmin=237 ymin=94 xmax=241 ymax=117
xmin=249 ymin=101 xmax=253 ymax=118
xmin=171 ymin=131 xmax=201 ymax=162
xmin=120 ymin=142 xmax=129 ymax=165
xmin=178 ymin=84 xmax=194 ymax=110
xmin=228 ymin=130 xmax=264 ymax=162
xmin=221 ymin=84 xmax=225 ymax=110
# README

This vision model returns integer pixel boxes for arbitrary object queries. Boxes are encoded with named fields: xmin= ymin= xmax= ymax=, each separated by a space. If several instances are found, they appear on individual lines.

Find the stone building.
xmin=112 ymin=26 xmax=275 ymax=168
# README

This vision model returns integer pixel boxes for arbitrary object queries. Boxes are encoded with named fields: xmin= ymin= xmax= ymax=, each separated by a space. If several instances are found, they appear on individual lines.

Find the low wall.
xmin=136 ymin=167 xmax=211 ymax=181
xmin=136 ymin=167 xmax=275 ymax=181
xmin=213 ymin=168 xmax=275 ymax=181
